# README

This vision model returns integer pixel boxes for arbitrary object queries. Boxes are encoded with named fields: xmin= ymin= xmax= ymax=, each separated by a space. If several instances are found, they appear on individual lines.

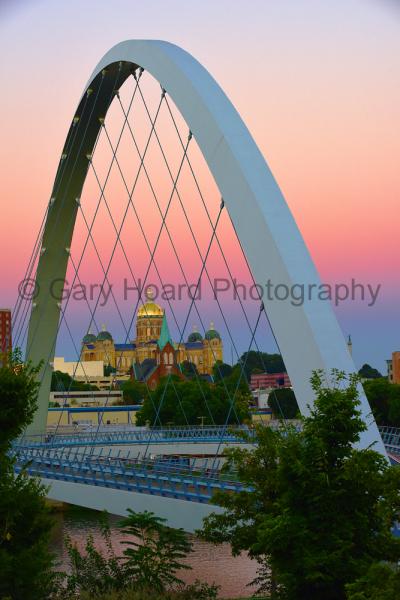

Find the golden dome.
xmin=137 ymin=287 xmax=164 ymax=318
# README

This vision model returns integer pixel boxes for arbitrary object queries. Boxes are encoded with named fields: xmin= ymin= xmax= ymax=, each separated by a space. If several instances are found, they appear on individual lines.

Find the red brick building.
xmin=0 ymin=309 xmax=12 ymax=353
xmin=132 ymin=315 xmax=184 ymax=389
xmin=250 ymin=371 xmax=291 ymax=390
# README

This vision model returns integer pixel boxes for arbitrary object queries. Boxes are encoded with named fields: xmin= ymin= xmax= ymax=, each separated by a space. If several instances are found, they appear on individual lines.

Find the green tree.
xmin=346 ymin=562 xmax=400 ymax=600
xmin=63 ymin=514 xmax=124 ymax=597
xmin=363 ymin=378 xmax=400 ymax=426
xmin=104 ymin=364 xmax=117 ymax=377
xmin=201 ymin=370 xmax=400 ymax=600
xmin=179 ymin=360 xmax=199 ymax=380
xmin=239 ymin=351 xmax=285 ymax=381
xmin=120 ymin=379 xmax=146 ymax=404
xmin=0 ymin=349 xmax=41 ymax=453
xmin=358 ymin=363 xmax=382 ymax=379
xmin=61 ymin=511 xmax=218 ymax=599
xmin=212 ymin=361 xmax=232 ymax=382
xmin=267 ymin=388 xmax=299 ymax=419
xmin=51 ymin=370 xmax=99 ymax=393
xmin=120 ymin=510 xmax=192 ymax=592
xmin=135 ymin=376 xmax=250 ymax=426
xmin=0 ymin=349 xmax=57 ymax=600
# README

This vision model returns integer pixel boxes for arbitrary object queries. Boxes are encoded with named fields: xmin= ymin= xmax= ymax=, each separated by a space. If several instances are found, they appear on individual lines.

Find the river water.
xmin=50 ymin=507 xmax=258 ymax=598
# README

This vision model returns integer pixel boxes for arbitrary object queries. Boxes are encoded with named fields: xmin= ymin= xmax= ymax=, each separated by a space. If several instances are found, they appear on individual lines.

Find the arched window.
xmin=163 ymin=353 xmax=168 ymax=365
xmin=169 ymin=352 xmax=174 ymax=365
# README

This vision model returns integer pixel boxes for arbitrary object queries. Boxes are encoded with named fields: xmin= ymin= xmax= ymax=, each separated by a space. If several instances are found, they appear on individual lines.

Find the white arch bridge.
xmin=13 ymin=40 xmax=388 ymax=530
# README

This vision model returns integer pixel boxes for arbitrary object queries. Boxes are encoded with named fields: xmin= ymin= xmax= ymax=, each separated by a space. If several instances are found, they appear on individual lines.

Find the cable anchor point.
xmin=220 ymin=198 xmax=225 ymax=209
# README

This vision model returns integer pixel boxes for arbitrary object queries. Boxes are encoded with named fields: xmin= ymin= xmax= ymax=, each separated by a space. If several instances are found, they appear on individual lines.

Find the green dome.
xmin=205 ymin=328 xmax=221 ymax=341
xmin=97 ymin=330 xmax=113 ymax=342
xmin=188 ymin=332 xmax=203 ymax=343
xmin=82 ymin=332 xmax=96 ymax=344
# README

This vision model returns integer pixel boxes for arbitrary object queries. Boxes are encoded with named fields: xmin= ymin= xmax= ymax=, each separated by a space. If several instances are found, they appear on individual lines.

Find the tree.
xmin=0 ymin=349 xmax=41 ymax=453
xmin=120 ymin=510 xmax=192 ymax=592
xmin=267 ymin=388 xmax=299 ymax=419
xmin=104 ymin=364 xmax=117 ymax=377
xmin=0 ymin=349 xmax=57 ymax=599
xmin=179 ymin=360 xmax=199 ymax=380
xmin=63 ymin=514 xmax=124 ymax=597
xmin=346 ymin=562 xmax=400 ymax=600
xmin=363 ymin=378 xmax=400 ymax=426
xmin=358 ymin=363 xmax=382 ymax=379
xmin=200 ymin=370 xmax=400 ymax=600
xmin=212 ymin=361 xmax=232 ymax=382
xmin=61 ymin=510 xmax=218 ymax=599
xmin=120 ymin=379 xmax=146 ymax=405
xmin=135 ymin=376 xmax=250 ymax=426
xmin=51 ymin=370 xmax=99 ymax=392
xmin=239 ymin=351 xmax=285 ymax=381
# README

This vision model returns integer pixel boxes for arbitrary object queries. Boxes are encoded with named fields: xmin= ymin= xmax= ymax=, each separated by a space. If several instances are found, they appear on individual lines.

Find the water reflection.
xmin=50 ymin=507 xmax=258 ymax=599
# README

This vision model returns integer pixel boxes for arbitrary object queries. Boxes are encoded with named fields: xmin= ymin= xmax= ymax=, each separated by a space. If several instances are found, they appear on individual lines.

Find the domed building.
xmin=80 ymin=287 xmax=223 ymax=379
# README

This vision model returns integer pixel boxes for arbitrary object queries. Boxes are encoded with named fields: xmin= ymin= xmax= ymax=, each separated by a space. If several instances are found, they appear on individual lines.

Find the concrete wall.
xmin=42 ymin=478 xmax=223 ymax=532
xmin=54 ymin=357 xmax=104 ymax=377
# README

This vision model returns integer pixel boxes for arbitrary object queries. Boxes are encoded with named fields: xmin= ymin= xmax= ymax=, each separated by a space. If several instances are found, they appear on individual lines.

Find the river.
xmin=50 ymin=506 xmax=259 ymax=598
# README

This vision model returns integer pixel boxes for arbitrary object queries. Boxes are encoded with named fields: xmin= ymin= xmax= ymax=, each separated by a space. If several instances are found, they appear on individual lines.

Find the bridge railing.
xmin=379 ymin=426 xmax=400 ymax=449
xmin=14 ymin=425 xmax=256 ymax=449
xmin=14 ymin=445 xmax=247 ymax=503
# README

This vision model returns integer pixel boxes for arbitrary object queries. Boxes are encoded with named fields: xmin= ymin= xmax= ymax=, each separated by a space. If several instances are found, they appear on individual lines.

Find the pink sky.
xmin=0 ymin=0 xmax=399 ymax=371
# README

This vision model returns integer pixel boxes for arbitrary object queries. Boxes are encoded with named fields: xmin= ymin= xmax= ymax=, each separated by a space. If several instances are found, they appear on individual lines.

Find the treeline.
xmin=136 ymin=374 xmax=251 ymax=426
xmin=363 ymin=378 xmax=400 ymax=427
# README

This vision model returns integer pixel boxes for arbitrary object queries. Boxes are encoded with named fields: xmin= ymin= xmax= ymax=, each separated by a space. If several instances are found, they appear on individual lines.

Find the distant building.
xmin=387 ymin=351 xmax=400 ymax=384
xmin=49 ymin=389 xmax=123 ymax=407
xmin=80 ymin=287 xmax=223 ymax=376
xmin=250 ymin=371 xmax=291 ymax=391
xmin=54 ymin=357 xmax=104 ymax=378
xmin=0 ymin=308 xmax=12 ymax=354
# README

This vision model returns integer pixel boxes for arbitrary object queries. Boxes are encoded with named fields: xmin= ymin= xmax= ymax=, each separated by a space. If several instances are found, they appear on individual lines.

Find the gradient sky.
xmin=0 ymin=0 xmax=399 ymax=372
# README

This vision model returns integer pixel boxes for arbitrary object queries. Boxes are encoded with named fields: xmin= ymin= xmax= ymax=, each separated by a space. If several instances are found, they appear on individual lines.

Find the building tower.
xmin=0 ymin=308 xmax=12 ymax=353
xmin=347 ymin=334 xmax=352 ymax=357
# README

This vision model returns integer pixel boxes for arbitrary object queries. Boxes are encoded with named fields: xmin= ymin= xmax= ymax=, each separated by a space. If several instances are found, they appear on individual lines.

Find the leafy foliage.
xmin=212 ymin=361 xmax=233 ymax=381
xmin=74 ymin=580 xmax=218 ymax=599
xmin=346 ymin=562 xmax=400 ymax=600
xmin=0 ymin=349 xmax=58 ymax=599
xmin=179 ymin=360 xmax=199 ymax=380
xmin=267 ymin=388 xmax=299 ymax=419
xmin=119 ymin=510 xmax=192 ymax=591
xmin=239 ymin=351 xmax=285 ymax=381
xmin=63 ymin=514 xmax=124 ymax=597
xmin=136 ymin=376 xmax=250 ymax=426
xmin=0 ymin=349 xmax=41 ymax=452
xmin=51 ymin=370 xmax=99 ymax=393
xmin=120 ymin=379 xmax=146 ymax=404
xmin=0 ymin=468 xmax=59 ymax=600
xmin=363 ymin=377 xmax=400 ymax=426
xmin=200 ymin=370 xmax=400 ymax=600
xmin=59 ymin=510 xmax=218 ymax=599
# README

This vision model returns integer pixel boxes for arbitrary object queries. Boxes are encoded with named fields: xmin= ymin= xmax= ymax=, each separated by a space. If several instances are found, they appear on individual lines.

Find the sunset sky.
xmin=0 ymin=0 xmax=399 ymax=372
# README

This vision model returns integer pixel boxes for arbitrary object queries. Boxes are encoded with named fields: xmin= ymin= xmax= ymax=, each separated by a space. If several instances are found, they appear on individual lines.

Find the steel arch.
xmin=25 ymin=40 xmax=385 ymax=456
